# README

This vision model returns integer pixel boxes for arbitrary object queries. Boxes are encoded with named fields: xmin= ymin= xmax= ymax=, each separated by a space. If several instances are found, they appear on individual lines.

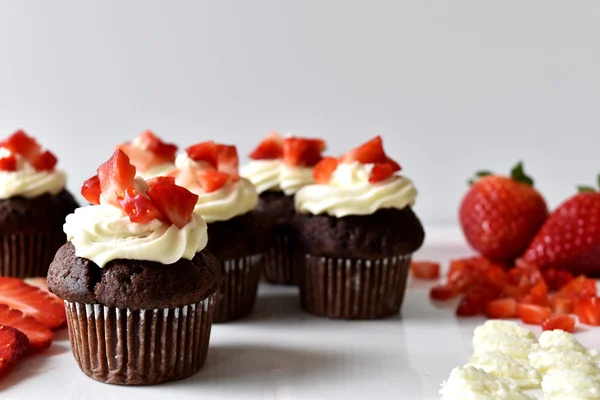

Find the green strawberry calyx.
xmin=510 ymin=161 xmax=534 ymax=186
xmin=577 ymin=173 xmax=600 ymax=193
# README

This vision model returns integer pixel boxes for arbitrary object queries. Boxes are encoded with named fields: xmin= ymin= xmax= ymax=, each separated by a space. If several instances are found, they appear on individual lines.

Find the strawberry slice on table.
xmin=313 ymin=157 xmax=339 ymax=184
xmin=542 ymin=314 xmax=576 ymax=333
xmin=282 ymin=137 xmax=326 ymax=167
xmin=524 ymin=176 xmax=600 ymax=276
xmin=138 ymin=130 xmax=177 ymax=163
xmin=146 ymin=182 xmax=199 ymax=229
xmin=516 ymin=303 xmax=551 ymax=325
xmin=81 ymin=175 xmax=101 ymax=205
xmin=410 ymin=261 xmax=441 ymax=280
xmin=0 ymin=325 xmax=29 ymax=378
xmin=0 ymin=278 xmax=66 ymax=330
xmin=23 ymin=278 xmax=63 ymax=305
xmin=0 ymin=130 xmax=41 ymax=162
xmin=485 ymin=298 xmax=518 ymax=319
xmin=97 ymin=150 xmax=136 ymax=206
xmin=550 ymin=295 xmax=574 ymax=315
xmin=117 ymin=187 xmax=166 ymax=224
xmin=0 ymin=154 xmax=17 ymax=171
xmin=249 ymin=131 xmax=284 ymax=160
xmin=0 ymin=305 xmax=52 ymax=353
xmin=574 ymin=297 xmax=600 ymax=326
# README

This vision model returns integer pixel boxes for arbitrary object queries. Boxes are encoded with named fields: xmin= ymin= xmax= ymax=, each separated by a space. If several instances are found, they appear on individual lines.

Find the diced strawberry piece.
xmin=186 ymin=141 xmax=218 ymax=167
xmin=542 ymin=314 xmax=576 ymax=333
xmin=282 ymin=137 xmax=326 ymax=167
xmin=543 ymin=268 xmax=574 ymax=291
xmin=485 ymin=298 xmax=518 ymax=319
xmin=511 ymin=259 xmax=544 ymax=288
xmin=138 ymin=130 xmax=177 ymax=163
xmin=550 ymin=295 xmax=574 ymax=315
xmin=369 ymin=163 xmax=396 ymax=183
xmin=429 ymin=284 xmax=459 ymax=301
xmin=31 ymin=150 xmax=57 ymax=171
xmin=216 ymin=144 xmax=239 ymax=177
xmin=516 ymin=303 xmax=551 ymax=325
xmin=559 ymin=275 xmax=597 ymax=300
xmin=574 ymin=297 xmax=600 ymax=326
xmin=313 ymin=157 xmax=338 ymax=184
xmin=456 ymin=284 xmax=500 ymax=316
xmin=385 ymin=156 xmax=402 ymax=172
xmin=23 ymin=277 xmax=63 ymax=306
xmin=97 ymin=150 xmax=137 ymax=206
xmin=249 ymin=131 xmax=284 ymax=160
xmin=117 ymin=143 xmax=156 ymax=171
xmin=146 ymin=176 xmax=176 ymax=188
xmin=0 ymin=325 xmax=29 ymax=377
xmin=410 ymin=261 xmax=440 ymax=280
xmin=0 ymin=277 xmax=66 ymax=330
xmin=117 ymin=187 xmax=165 ymax=224
xmin=339 ymin=136 xmax=387 ymax=165
xmin=524 ymin=282 xmax=549 ymax=306
xmin=0 ymin=154 xmax=17 ymax=171
xmin=81 ymin=175 xmax=101 ymax=205
xmin=0 ymin=130 xmax=41 ymax=162
xmin=146 ymin=183 xmax=199 ymax=229
xmin=195 ymin=169 xmax=231 ymax=193
xmin=0 ymin=305 xmax=52 ymax=353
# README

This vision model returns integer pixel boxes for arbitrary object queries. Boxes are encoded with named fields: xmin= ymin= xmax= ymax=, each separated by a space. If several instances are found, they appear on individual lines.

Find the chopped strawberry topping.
xmin=146 ymin=182 xmax=198 ymax=229
xmin=196 ymin=169 xmax=232 ymax=193
xmin=215 ymin=144 xmax=239 ymax=178
xmin=97 ymin=150 xmax=136 ymax=207
xmin=338 ymin=136 xmax=401 ymax=183
xmin=0 ymin=325 xmax=29 ymax=377
xmin=31 ymin=150 xmax=57 ymax=171
xmin=186 ymin=141 xmax=218 ymax=166
xmin=369 ymin=163 xmax=396 ymax=183
xmin=81 ymin=175 xmax=102 ymax=205
xmin=0 ymin=305 xmax=52 ymax=353
xmin=313 ymin=157 xmax=339 ymax=184
xmin=249 ymin=131 xmax=284 ymax=160
xmin=0 ymin=154 xmax=17 ymax=171
xmin=146 ymin=176 xmax=176 ymax=188
xmin=185 ymin=141 xmax=240 ymax=189
xmin=0 ymin=130 xmax=59 ymax=172
xmin=410 ymin=261 xmax=441 ymax=280
xmin=117 ymin=187 xmax=166 ymax=224
xmin=282 ymin=137 xmax=326 ymax=167
xmin=138 ymin=130 xmax=177 ymax=163
xmin=542 ymin=314 xmax=575 ymax=333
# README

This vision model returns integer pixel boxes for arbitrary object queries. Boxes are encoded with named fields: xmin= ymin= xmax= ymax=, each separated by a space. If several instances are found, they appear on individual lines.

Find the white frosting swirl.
xmin=240 ymin=160 xmax=313 ymax=195
xmin=136 ymin=163 xmax=176 ymax=180
xmin=64 ymin=204 xmax=208 ymax=267
xmin=0 ymin=148 xmax=66 ymax=199
xmin=294 ymin=162 xmax=417 ymax=217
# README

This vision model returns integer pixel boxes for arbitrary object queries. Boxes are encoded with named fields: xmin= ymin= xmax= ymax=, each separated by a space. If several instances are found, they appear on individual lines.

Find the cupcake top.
xmin=170 ymin=141 xmax=258 ymax=223
xmin=295 ymin=136 xmax=417 ymax=218
xmin=64 ymin=150 xmax=208 ymax=268
xmin=117 ymin=130 xmax=177 ymax=179
xmin=0 ymin=130 xmax=66 ymax=199
xmin=240 ymin=131 xmax=326 ymax=195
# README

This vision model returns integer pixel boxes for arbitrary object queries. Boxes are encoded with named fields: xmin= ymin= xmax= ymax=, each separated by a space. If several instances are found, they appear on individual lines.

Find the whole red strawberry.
xmin=524 ymin=175 xmax=600 ymax=276
xmin=459 ymin=162 xmax=548 ymax=262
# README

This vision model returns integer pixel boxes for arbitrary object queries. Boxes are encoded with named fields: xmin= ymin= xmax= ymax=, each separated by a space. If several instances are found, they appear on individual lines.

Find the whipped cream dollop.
xmin=440 ymin=366 xmax=535 ymax=400
xmin=130 ymin=137 xmax=176 ymax=180
xmin=294 ymin=162 xmax=417 ymax=217
xmin=175 ymin=154 xmax=258 ymax=223
xmin=64 ymin=203 xmax=208 ymax=268
xmin=0 ymin=148 xmax=66 ymax=199
xmin=240 ymin=159 xmax=313 ymax=195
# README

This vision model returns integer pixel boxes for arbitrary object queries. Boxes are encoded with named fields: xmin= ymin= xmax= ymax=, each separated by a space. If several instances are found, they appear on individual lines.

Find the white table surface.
xmin=2 ymin=226 xmax=599 ymax=400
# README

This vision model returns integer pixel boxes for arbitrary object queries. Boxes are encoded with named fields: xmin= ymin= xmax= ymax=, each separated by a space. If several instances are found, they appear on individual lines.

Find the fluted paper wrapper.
xmin=65 ymin=295 xmax=216 ymax=385
xmin=0 ymin=232 xmax=64 ymax=278
xmin=263 ymin=232 xmax=301 ymax=285
xmin=299 ymin=254 xmax=412 ymax=320
xmin=213 ymin=254 xmax=263 ymax=323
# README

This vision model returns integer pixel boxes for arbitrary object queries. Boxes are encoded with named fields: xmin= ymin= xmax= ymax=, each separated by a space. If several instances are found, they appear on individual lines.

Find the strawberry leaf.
xmin=597 ymin=173 xmax=600 ymax=189
xmin=578 ymin=186 xmax=596 ymax=193
xmin=468 ymin=170 xmax=493 ymax=186
xmin=510 ymin=162 xmax=534 ymax=186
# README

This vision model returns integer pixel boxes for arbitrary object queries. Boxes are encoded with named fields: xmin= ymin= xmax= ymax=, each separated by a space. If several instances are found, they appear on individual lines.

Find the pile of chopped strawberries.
xmin=82 ymin=150 xmax=199 ymax=228
xmin=179 ymin=140 xmax=241 ymax=193
xmin=313 ymin=136 xmax=401 ymax=184
xmin=420 ymin=256 xmax=599 ymax=333
xmin=117 ymin=130 xmax=178 ymax=172
xmin=249 ymin=131 xmax=326 ymax=168
xmin=0 ymin=277 xmax=66 ymax=378
xmin=0 ymin=130 xmax=59 ymax=172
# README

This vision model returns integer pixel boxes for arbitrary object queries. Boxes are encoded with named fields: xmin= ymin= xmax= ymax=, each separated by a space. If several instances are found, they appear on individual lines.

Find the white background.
xmin=0 ymin=0 xmax=598 ymax=225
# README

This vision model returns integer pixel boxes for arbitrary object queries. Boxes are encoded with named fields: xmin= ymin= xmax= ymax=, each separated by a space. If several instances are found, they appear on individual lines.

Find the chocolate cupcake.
xmin=47 ymin=150 xmax=221 ymax=385
xmin=171 ymin=141 xmax=268 ymax=322
xmin=240 ymin=132 xmax=326 ymax=285
xmin=294 ymin=136 xmax=425 ymax=319
xmin=117 ymin=130 xmax=177 ymax=180
xmin=0 ymin=130 xmax=78 ymax=277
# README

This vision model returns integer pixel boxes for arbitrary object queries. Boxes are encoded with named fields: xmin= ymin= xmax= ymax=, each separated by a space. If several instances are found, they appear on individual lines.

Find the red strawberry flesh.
xmin=0 ymin=324 xmax=29 ymax=377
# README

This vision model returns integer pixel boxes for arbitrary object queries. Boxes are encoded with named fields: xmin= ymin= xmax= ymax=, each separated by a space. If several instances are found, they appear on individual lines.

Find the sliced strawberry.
xmin=146 ymin=176 xmax=176 ymax=188
xmin=429 ymin=284 xmax=459 ymax=301
xmin=558 ymin=275 xmax=597 ymax=300
xmin=186 ymin=141 xmax=218 ymax=167
xmin=369 ymin=163 xmax=396 ymax=183
xmin=0 ymin=130 xmax=41 ymax=162
xmin=410 ymin=261 xmax=440 ymax=280
xmin=216 ymin=144 xmax=239 ymax=177
xmin=485 ymin=298 xmax=518 ymax=319
xmin=0 ymin=325 xmax=29 ymax=377
xmin=81 ymin=175 xmax=101 ymax=205
xmin=31 ymin=150 xmax=57 ymax=172
xmin=516 ymin=303 xmax=551 ymax=325
xmin=249 ymin=131 xmax=283 ymax=160
xmin=138 ymin=130 xmax=177 ymax=163
xmin=196 ymin=169 xmax=231 ymax=193
xmin=550 ymin=295 xmax=574 ymax=315
xmin=23 ymin=278 xmax=63 ymax=305
xmin=0 ymin=154 xmax=17 ymax=171
xmin=146 ymin=183 xmax=199 ymax=229
xmin=117 ymin=187 xmax=165 ymax=224
xmin=385 ymin=156 xmax=401 ymax=172
xmin=574 ymin=297 xmax=600 ymax=326
xmin=282 ymin=137 xmax=325 ymax=167
xmin=313 ymin=157 xmax=338 ymax=184
xmin=97 ymin=150 xmax=137 ymax=206
xmin=0 ymin=305 xmax=52 ymax=353
xmin=542 ymin=314 xmax=576 ymax=333
xmin=339 ymin=136 xmax=387 ymax=165
xmin=543 ymin=268 xmax=574 ymax=292
xmin=0 ymin=277 xmax=66 ymax=330
xmin=456 ymin=283 xmax=500 ymax=316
